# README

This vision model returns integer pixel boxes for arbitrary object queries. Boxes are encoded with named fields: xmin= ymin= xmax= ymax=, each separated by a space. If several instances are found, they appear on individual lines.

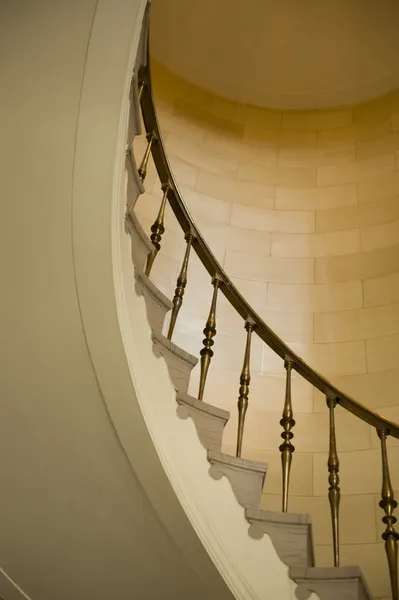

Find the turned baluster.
xmin=378 ymin=429 xmax=399 ymax=600
xmin=198 ymin=276 xmax=222 ymax=401
xmin=167 ymin=231 xmax=194 ymax=340
xmin=327 ymin=395 xmax=341 ymax=567
xmin=138 ymin=78 xmax=146 ymax=102
xmin=236 ymin=319 xmax=255 ymax=458
xmin=145 ymin=183 xmax=170 ymax=276
xmin=280 ymin=357 xmax=295 ymax=512
xmin=138 ymin=131 xmax=156 ymax=182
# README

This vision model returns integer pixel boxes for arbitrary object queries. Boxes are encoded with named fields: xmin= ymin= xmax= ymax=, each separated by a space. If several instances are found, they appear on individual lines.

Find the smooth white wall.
xmin=0 ymin=2 xmax=236 ymax=599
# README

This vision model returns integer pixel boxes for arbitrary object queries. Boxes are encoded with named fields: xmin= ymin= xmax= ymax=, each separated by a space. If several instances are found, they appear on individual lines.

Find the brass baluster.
xmin=280 ymin=357 xmax=295 ymax=512
xmin=138 ymin=131 xmax=156 ymax=182
xmin=327 ymin=395 xmax=340 ymax=567
xmin=138 ymin=78 xmax=146 ymax=102
xmin=167 ymin=231 xmax=194 ymax=340
xmin=236 ymin=319 xmax=255 ymax=458
xmin=378 ymin=429 xmax=399 ymax=600
xmin=198 ymin=276 xmax=222 ymax=401
xmin=145 ymin=183 xmax=170 ymax=276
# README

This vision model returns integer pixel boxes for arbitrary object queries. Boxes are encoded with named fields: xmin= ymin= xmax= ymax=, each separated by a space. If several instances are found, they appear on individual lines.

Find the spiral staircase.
xmin=2 ymin=1 xmax=399 ymax=599
xmin=122 ymin=5 xmax=399 ymax=600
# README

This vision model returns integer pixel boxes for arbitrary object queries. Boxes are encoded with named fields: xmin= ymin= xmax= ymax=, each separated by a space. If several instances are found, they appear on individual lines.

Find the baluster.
xmin=145 ymin=183 xmax=170 ymax=276
xmin=280 ymin=357 xmax=295 ymax=512
xmin=236 ymin=319 xmax=255 ymax=458
xmin=327 ymin=395 xmax=340 ymax=567
xmin=378 ymin=429 xmax=399 ymax=600
xmin=138 ymin=131 xmax=156 ymax=182
xmin=198 ymin=276 xmax=222 ymax=401
xmin=138 ymin=78 xmax=146 ymax=102
xmin=167 ymin=231 xmax=194 ymax=340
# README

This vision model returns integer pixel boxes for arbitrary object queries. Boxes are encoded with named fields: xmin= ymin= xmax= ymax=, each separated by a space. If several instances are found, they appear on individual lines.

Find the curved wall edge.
xmin=72 ymin=2 xmax=318 ymax=600
xmin=71 ymin=1 xmax=237 ymax=599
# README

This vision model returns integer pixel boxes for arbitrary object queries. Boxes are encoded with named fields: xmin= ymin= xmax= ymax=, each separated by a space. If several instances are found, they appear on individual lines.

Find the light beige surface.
xmin=150 ymin=0 xmax=399 ymax=109
xmin=0 ymin=4 xmax=237 ymax=600
xmin=134 ymin=59 xmax=399 ymax=598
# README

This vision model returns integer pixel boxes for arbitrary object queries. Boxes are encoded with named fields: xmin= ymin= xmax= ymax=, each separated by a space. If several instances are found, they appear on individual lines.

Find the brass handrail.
xmin=137 ymin=58 xmax=399 ymax=440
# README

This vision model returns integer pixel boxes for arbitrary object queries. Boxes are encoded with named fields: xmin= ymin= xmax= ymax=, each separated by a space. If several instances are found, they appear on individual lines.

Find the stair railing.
xmin=129 ymin=40 xmax=399 ymax=599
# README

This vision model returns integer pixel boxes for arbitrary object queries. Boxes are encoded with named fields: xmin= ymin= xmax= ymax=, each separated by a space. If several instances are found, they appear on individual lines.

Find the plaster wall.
xmin=0 ymin=3 xmax=240 ymax=599
xmin=134 ymin=59 xmax=399 ymax=600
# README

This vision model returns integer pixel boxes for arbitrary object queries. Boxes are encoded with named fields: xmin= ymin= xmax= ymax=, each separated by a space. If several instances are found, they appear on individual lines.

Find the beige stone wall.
xmin=134 ymin=60 xmax=399 ymax=599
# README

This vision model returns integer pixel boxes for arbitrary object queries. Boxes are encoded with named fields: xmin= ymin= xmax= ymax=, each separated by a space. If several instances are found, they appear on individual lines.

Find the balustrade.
xmin=378 ymin=429 xmax=399 ymax=600
xmin=280 ymin=357 xmax=295 ymax=513
xmin=327 ymin=396 xmax=340 ymax=567
xmin=133 ymin=52 xmax=399 ymax=599
xmin=145 ymin=182 xmax=170 ymax=276
xmin=167 ymin=231 xmax=194 ymax=340
xmin=236 ymin=320 xmax=255 ymax=458
xmin=138 ymin=131 xmax=156 ymax=182
xmin=198 ymin=276 xmax=222 ymax=402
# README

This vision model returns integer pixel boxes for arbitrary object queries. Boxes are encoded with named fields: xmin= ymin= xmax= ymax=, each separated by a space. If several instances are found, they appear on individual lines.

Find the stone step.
xmin=176 ymin=392 xmax=230 ymax=453
xmin=125 ymin=209 xmax=152 ymax=273
xmin=291 ymin=565 xmax=372 ymax=600
xmin=135 ymin=271 xmax=172 ymax=333
xmin=246 ymin=507 xmax=314 ymax=568
xmin=152 ymin=331 xmax=198 ymax=394
xmin=208 ymin=452 xmax=267 ymax=508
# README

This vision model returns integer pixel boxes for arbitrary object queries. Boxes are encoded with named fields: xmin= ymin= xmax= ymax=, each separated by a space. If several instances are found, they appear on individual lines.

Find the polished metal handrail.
xmin=132 ymin=32 xmax=399 ymax=597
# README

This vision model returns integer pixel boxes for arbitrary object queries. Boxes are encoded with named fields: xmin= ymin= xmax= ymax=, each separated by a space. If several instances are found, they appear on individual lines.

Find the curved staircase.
xmin=127 ymin=169 xmax=373 ymax=600
xmin=123 ymin=5 xmax=399 ymax=600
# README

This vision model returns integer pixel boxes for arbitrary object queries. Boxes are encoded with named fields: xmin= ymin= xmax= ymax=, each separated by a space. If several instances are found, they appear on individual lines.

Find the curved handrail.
xmin=137 ymin=59 xmax=399 ymax=439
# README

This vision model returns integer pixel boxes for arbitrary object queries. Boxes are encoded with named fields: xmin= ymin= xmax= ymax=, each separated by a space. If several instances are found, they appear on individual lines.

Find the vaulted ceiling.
xmin=150 ymin=0 xmax=399 ymax=109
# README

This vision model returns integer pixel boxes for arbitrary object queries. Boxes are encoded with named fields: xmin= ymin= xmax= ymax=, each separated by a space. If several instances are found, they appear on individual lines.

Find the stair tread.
xmin=246 ymin=507 xmax=312 ymax=525
xmin=177 ymin=391 xmax=230 ymax=421
xmin=152 ymin=330 xmax=198 ymax=366
xmin=136 ymin=271 xmax=173 ymax=311
xmin=208 ymin=451 xmax=267 ymax=473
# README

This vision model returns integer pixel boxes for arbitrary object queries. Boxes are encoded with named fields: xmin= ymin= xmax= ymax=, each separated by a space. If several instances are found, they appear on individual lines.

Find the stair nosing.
xmin=245 ymin=507 xmax=312 ymax=525
xmin=152 ymin=330 xmax=199 ymax=367
xmin=177 ymin=391 xmax=230 ymax=422
xmin=136 ymin=270 xmax=173 ymax=312
xmin=208 ymin=451 xmax=267 ymax=474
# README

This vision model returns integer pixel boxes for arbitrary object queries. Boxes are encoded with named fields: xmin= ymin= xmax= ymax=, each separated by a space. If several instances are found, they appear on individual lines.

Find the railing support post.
xmin=138 ymin=78 xmax=146 ymax=103
xmin=280 ymin=357 xmax=295 ymax=513
xmin=198 ymin=276 xmax=222 ymax=401
xmin=145 ymin=183 xmax=170 ymax=276
xmin=378 ymin=429 xmax=399 ymax=600
xmin=236 ymin=319 xmax=255 ymax=458
xmin=327 ymin=395 xmax=340 ymax=567
xmin=167 ymin=231 xmax=194 ymax=340
xmin=138 ymin=131 xmax=156 ymax=182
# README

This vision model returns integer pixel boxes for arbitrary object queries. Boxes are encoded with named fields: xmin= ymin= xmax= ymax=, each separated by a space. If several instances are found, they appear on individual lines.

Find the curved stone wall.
xmin=134 ymin=59 xmax=399 ymax=600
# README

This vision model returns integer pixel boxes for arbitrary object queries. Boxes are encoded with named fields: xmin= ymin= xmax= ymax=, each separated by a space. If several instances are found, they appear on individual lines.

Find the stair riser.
xmin=248 ymin=521 xmax=313 ymax=568
xmin=136 ymin=276 xmax=171 ymax=333
xmin=294 ymin=579 xmax=366 ymax=600
xmin=152 ymin=338 xmax=197 ymax=394
xmin=291 ymin=566 xmax=372 ymax=600
xmin=125 ymin=213 xmax=152 ymax=273
xmin=208 ymin=458 xmax=266 ymax=508
xmin=176 ymin=402 xmax=228 ymax=453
